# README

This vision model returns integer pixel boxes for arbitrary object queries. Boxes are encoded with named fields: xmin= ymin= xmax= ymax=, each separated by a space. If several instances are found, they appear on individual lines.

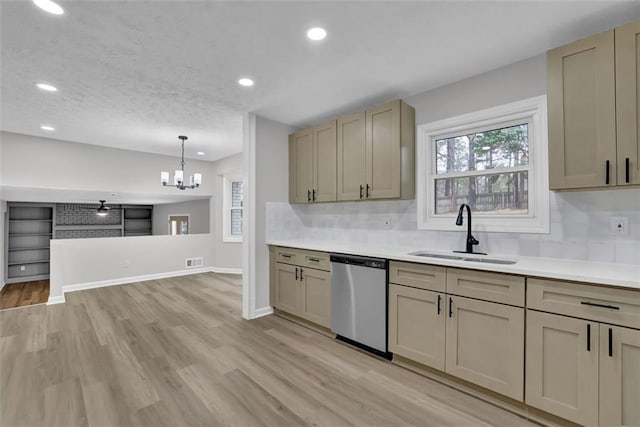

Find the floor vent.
xmin=185 ymin=257 xmax=204 ymax=268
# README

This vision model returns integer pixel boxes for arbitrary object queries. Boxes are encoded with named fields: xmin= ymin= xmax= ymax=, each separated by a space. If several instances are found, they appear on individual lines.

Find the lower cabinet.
xmin=388 ymin=284 xmax=445 ymax=370
xmin=525 ymin=310 xmax=599 ymax=425
xmin=526 ymin=310 xmax=640 ymax=426
xmin=445 ymin=295 xmax=524 ymax=401
xmin=273 ymin=261 xmax=331 ymax=328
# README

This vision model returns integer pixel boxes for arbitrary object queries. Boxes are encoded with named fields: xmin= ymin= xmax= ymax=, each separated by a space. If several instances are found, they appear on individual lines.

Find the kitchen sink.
xmin=408 ymin=251 xmax=517 ymax=265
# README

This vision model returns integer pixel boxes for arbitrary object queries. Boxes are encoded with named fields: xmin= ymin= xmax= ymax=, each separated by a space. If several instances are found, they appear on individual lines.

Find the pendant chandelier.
xmin=161 ymin=135 xmax=202 ymax=190
xmin=96 ymin=200 xmax=109 ymax=216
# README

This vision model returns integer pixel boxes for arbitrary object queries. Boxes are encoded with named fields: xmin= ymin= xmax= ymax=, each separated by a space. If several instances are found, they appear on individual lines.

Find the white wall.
xmin=0 ymin=131 xmax=216 ymax=197
xmin=153 ymin=198 xmax=211 ymax=235
xmin=49 ymin=234 xmax=215 ymax=301
xmin=251 ymin=116 xmax=293 ymax=312
xmin=264 ymin=54 xmax=640 ymax=265
xmin=0 ymin=201 xmax=5 ymax=287
xmin=210 ymin=153 xmax=244 ymax=270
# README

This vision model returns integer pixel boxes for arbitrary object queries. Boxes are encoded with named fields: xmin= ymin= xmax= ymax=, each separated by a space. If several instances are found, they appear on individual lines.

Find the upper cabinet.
xmin=291 ymin=99 xmax=415 ymax=204
xmin=615 ymin=20 xmax=640 ymax=186
xmin=548 ymin=20 xmax=640 ymax=189
xmin=289 ymin=121 xmax=337 ymax=204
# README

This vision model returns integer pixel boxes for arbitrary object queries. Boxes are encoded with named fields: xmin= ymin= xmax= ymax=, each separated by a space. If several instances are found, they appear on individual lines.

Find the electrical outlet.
xmin=383 ymin=217 xmax=391 ymax=229
xmin=610 ymin=217 xmax=629 ymax=235
xmin=20 ymin=265 xmax=26 ymax=272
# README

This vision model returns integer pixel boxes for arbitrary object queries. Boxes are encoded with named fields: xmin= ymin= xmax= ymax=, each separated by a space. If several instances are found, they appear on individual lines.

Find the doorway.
xmin=169 ymin=214 xmax=189 ymax=235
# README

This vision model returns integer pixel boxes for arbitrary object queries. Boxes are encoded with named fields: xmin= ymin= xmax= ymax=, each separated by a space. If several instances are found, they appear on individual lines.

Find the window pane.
xmin=434 ymin=171 xmax=528 ymax=215
xmin=435 ymin=124 xmax=529 ymax=174
xmin=231 ymin=208 xmax=242 ymax=235
xmin=232 ymin=181 xmax=243 ymax=207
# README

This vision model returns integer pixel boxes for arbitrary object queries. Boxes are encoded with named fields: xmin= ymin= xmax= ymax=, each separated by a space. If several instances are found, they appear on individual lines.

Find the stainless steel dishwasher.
xmin=330 ymin=253 xmax=390 ymax=358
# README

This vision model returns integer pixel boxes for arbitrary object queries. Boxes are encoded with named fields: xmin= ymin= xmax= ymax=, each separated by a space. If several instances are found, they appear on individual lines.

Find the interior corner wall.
xmin=0 ymin=201 xmax=5 ymax=286
xmin=153 ymin=198 xmax=211 ymax=235
xmin=254 ymin=116 xmax=294 ymax=310
xmin=210 ymin=152 xmax=244 ymax=270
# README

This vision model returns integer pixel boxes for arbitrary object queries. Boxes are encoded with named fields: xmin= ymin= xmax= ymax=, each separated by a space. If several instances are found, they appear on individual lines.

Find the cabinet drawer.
xmin=300 ymin=250 xmax=330 ymax=271
xmin=446 ymin=268 xmax=525 ymax=307
xmin=527 ymin=278 xmax=640 ymax=329
xmin=389 ymin=261 xmax=446 ymax=292
xmin=275 ymin=247 xmax=300 ymax=265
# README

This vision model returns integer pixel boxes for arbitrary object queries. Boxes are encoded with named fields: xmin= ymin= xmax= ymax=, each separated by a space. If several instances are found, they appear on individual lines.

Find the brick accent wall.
xmin=56 ymin=203 xmax=122 ymax=225
xmin=56 ymin=229 xmax=123 ymax=239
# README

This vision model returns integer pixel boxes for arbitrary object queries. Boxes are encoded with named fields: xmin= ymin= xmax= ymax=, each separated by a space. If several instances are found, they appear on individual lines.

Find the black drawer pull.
xmin=308 ymin=258 xmax=320 ymax=263
xmin=295 ymin=267 xmax=298 ymax=280
xmin=580 ymin=301 xmax=620 ymax=310
xmin=608 ymin=328 xmax=613 ymax=357
xmin=437 ymin=295 xmax=441 ymax=315
xmin=626 ymin=157 xmax=630 ymax=183
xmin=448 ymin=297 xmax=453 ymax=318
xmin=587 ymin=324 xmax=591 ymax=352
xmin=280 ymin=254 xmax=292 ymax=258
xmin=605 ymin=160 xmax=610 ymax=184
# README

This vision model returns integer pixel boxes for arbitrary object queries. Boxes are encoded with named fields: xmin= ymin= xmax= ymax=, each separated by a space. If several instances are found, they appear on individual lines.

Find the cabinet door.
xmin=547 ymin=29 xmax=616 ymax=189
xmin=337 ymin=111 xmax=366 ymax=201
xmin=389 ymin=285 xmax=445 ymax=370
xmin=274 ymin=263 xmax=301 ymax=315
xmin=525 ymin=310 xmax=599 ymax=426
xmin=616 ymin=20 xmax=640 ymax=186
xmin=313 ymin=121 xmax=337 ymax=202
xmin=300 ymin=268 xmax=331 ymax=328
xmin=365 ymin=100 xmax=401 ymax=199
xmin=289 ymin=129 xmax=314 ymax=203
xmin=445 ymin=296 xmax=524 ymax=401
xmin=599 ymin=324 xmax=640 ymax=426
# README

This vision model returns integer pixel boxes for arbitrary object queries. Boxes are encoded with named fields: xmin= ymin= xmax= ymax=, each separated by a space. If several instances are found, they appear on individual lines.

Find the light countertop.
xmin=267 ymin=239 xmax=640 ymax=290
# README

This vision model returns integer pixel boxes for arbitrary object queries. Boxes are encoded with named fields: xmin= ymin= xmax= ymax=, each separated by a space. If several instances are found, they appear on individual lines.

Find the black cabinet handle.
xmin=359 ymin=185 xmax=364 ymax=199
xmin=587 ymin=324 xmax=591 ymax=352
xmin=307 ymin=190 xmax=311 ymax=202
xmin=626 ymin=157 xmax=630 ymax=183
xmin=280 ymin=254 xmax=292 ymax=258
xmin=437 ymin=295 xmax=441 ymax=315
xmin=608 ymin=328 xmax=613 ymax=357
xmin=580 ymin=301 xmax=620 ymax=310
xmin=312 ymin=189 xmax=316 ymax=202
xmin=295 ymin=267 xmax=298 ymax=280
xmin=366 ymin=184 xmax=370 ymax=198
xmin=300 ymin=268 xmax=304 ymax=280
xmin=448 ymin=297 xmax=453 ymax=318
xmin=606 ymin=160 xmax=610 ymax=184
xmin=308 ymin=258 xmax=320 ymax=263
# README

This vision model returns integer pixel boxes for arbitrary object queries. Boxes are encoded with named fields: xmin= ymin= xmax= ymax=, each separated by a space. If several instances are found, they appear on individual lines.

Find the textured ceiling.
xmin=1 ymin=1 xmax=639 ymax=161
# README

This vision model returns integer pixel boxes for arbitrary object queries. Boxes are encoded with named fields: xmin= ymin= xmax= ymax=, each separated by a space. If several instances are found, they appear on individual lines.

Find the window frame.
xmin=168 ymin=214 xmax=190 ymax=235
xmin=223 ymin=174 xmax=244 ymax=243
xmin=416 ymin=96 xmax=549 ymax=233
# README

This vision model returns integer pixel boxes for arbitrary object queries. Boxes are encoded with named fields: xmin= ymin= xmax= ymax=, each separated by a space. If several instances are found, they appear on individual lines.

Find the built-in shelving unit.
xmin=123 ymin=206 xmax=153 ymax=237
xmin=6 ymin=203 xmax=54 ymax=284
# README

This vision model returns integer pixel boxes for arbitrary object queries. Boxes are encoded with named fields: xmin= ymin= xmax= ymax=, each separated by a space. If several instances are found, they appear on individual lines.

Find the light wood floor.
xmin=0 ymin=280 xmax=50 ymax=310
xmin=0 ymin=273 xmax=538 ymax=427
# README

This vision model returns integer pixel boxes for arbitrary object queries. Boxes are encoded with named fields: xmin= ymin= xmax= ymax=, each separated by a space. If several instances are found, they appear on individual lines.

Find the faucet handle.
xmin=469 ymin=235 xmax=479 ymax=245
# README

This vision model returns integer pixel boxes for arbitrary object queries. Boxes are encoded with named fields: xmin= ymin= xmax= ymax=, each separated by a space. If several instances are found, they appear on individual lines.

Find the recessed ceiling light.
xmin=238 ymin=78 xmax=254 ymax=87
xmin=197 ymin=151 xmax=205 ymax=156
xmin=40 ymin=125 xmax=55 ymax=131
xmin=306 ymin=27 xmax=327 ymax=41
xmin=36 ymin=83 xmax=57 ymax=92
xmin=32 ymin=0 xmax=64 ymax=15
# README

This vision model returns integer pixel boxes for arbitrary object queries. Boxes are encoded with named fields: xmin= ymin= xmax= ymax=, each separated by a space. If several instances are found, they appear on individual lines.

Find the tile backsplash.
xmin=266 ymin=188 xmax=640 ymax=265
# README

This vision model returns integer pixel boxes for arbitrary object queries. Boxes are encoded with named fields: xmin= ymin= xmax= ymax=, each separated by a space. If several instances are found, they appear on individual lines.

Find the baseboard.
xmin=253 ymin=306 xmax=274 ymax=318
xmin=47 ymin=295 xmax=66 ymax=305
xmin=210 ymin=267 xmax=243 ymax=275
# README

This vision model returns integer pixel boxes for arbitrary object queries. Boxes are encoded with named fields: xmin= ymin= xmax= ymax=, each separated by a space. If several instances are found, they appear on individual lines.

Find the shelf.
xmin=9 ymin=219 xmax=53 ymax=222
xmin=55 ymin=224 xmax=122 ymax=231
xmin=8 ymin=260 xmax=49 ymax=266
xmin=8 ymin=233 xmax=53 ymax=237
xmin=9 ymin=247 xmax=50 ymax=252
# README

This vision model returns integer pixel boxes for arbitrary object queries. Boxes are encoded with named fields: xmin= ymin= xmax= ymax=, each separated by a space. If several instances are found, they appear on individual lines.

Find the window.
xmin=417 ymin=96 xmax=549 ymax=233
xmin=223 ymin=175 xmax=243 ymax=242
xmin=169 ymin=215 xmax=189 ymax=235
